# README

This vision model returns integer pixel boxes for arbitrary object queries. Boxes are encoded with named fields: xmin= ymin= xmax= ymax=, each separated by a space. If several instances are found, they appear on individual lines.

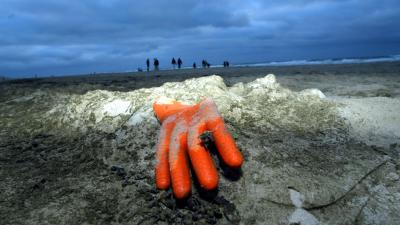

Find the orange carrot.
xmin=153 ymin=97 xmax=243 ymax=199
xmin=208 ymin=118 xmax=243 ymax=168
xmin=169 ymin=122 xmax=191 ymax=199
xmin=187 ymin=121 xmax=219 ymax=190
xmin=155 ymin=119 xmax=175 ymax=190
xmin=153 ymin=97 xmax=191 ymax=122
xmin=200 ymin=99 xmax=243 ymax=168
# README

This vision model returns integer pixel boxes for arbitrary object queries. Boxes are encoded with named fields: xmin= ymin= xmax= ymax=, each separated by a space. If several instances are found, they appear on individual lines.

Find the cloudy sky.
xmin=1 ymin=0 xmax=400 ymax=77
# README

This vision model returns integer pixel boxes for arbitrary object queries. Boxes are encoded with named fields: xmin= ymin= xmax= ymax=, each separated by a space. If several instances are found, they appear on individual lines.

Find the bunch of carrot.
xmin=153 ymin=97 xmax=243 ymax=199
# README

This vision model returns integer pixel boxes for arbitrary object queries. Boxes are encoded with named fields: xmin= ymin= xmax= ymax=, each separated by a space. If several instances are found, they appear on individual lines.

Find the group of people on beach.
xmin=201 ymin=60 xmax=211 ymax=69
xmin=143 ymin=58 xmax=230 ymax=72
xmin=171 ymin=57 xmax=183 ymax=69
xmin=146 ymin=58 xmax=159 ymax=71
xmin=223 ymin=61 xmax=230 ymax=68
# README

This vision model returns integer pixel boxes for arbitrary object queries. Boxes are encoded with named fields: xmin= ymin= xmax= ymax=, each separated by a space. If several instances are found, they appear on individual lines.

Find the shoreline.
xmin=2 ymin=61 xmax=400 ymax=83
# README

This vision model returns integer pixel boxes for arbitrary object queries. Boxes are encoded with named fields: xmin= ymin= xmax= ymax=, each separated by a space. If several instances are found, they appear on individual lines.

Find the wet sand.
xmin=1 ymin=61 xmax=399 ymax=224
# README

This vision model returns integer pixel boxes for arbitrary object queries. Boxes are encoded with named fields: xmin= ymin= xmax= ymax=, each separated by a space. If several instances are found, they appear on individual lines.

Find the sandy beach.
xmin=1 ymin=61 xmax=400 ymax=224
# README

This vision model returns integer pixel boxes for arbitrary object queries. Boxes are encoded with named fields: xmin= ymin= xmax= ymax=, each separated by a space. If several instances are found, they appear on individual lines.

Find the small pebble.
xmin=110 ymin=165 xmax=127 ymax=177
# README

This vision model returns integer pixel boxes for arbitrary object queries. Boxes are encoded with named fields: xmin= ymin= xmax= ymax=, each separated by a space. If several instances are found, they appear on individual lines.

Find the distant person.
xmin=154 ymin=58 xmax=159 ymax=71
xmin=146 ymin=58 xmax=150 ymax=71
xmin=171 ymin=57 xmax=176 ymax=69
xmin=193 ymin=62 xmax=196 ymax=69
xmin=202 ymin=59 xmax=209 ymax=68
xmin=223 ymin=61 xmax=230 ymax=68
xmin=177 ymin=58 xmax=182 ymax=69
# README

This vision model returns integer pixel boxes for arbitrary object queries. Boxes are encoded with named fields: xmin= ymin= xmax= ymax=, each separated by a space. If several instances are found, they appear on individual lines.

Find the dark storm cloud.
xmin=0 ymin=0 xmax=399 ymax=77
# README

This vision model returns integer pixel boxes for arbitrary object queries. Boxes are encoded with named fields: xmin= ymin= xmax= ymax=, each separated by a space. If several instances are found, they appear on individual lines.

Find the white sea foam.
xmin=234 ymin=55 xmax=400 ymax=67
xmin=103 ymin=100 xmax=131 ymax=117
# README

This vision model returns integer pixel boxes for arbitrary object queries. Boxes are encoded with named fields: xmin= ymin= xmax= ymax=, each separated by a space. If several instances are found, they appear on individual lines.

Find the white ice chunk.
xmin=289 ymin=208 xmax=322 ymax=225
xmin=288 ymin=189 xmax=324 ymax=225
xmin=289 ymin=189 xmax=305 ymax=208
xmin=127 ymin=111 xmax=148 ymax=126
xmin=300 ymin=89 xmax=326 ymax=98
xmin=103 ymin=100 xmax=131 ymax=117
xmin=248 ymin=74 xmax=277 ymax=89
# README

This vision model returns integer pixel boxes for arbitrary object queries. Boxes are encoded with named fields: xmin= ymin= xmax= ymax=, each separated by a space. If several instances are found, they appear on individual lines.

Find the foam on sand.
xmin=1 ymin=73 xmax=399 ymax=224
xmin=335 ymin=97 xmax=400 ymax=148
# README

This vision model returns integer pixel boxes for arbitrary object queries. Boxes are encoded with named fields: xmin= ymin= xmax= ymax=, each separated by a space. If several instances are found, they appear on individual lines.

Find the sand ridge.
xmin=0 ymin=62 xmax=399 ymax=224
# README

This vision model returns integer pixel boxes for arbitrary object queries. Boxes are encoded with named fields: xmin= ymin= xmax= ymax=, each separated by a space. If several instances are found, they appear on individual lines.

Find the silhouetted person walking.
xmin=202 ymin=60 xmax=210 ymax=68
xmin=177 ymin=58 xmax=182 ymax=69
xmin=193 ymin=62 xmax=196 ymax=69
xmin=154 ymin=58 xmax=159 ymax=71
xmin=223 ymin=61 xmax=230 ymax=68
xmin=171 ymin=58 xmax=176 ymax=69
xmin=146 ymin=58 xmax=150 ymax=71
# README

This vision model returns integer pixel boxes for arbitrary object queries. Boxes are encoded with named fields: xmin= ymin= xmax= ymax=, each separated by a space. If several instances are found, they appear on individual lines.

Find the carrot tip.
xmin=156 ymin=180 xmax=170 ymax=190
xmin=226 ymin=155 xmax=244 ymax=168
xmin=200 ymin=177 xmax=219 ymax=190
xmin=173 ymin=187 xmax=191 ymax=199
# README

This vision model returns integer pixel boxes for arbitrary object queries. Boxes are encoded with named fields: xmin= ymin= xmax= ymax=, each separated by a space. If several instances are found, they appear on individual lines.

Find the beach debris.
xmin=199 ymin=130 xmax=214 ymax=149
xmin=288 ymin=188 xmax=322 ymax=225
xmin=110 ymin=165 xmax=127 ymax=178
xmin=153 ymin=96 xmax=243 ymax=199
